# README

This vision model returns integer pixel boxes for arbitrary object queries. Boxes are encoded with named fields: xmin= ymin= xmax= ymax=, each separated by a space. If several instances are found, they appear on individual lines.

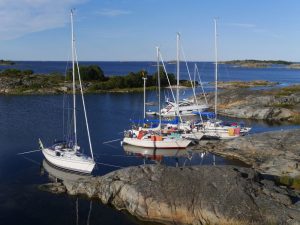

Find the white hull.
xmin=123 ymin=137 xmax=191 ymax=149
xmin=161 ymin=111 xmax=197 ymax=117
xmin=202 ymin=128 xmax=246 ymax=140
xmin=200 ymin=120 xmax=251 ymax=140
xmin=181 ymin=131 xmax=204 ymax=141
xmin=161 ymin=101 xmax=209 ymax=117
xmin=42 ymin=148 xmax=95 ymax=174
xmin=123 ymin=144 xmax=189 ymax=157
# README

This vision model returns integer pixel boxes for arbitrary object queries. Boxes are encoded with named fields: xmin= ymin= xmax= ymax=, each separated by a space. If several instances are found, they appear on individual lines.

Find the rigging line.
xmin=158 ymin=52 xmax=176 ymax=105
xmin=17 ymin=149 xmax=41 ymax=155
xmin=103 ymin=138 xmax=122 ymax=144
xmin=21 ymin=155 xmax=41 ymax=166
xmin=180 ymin=44 xmax=204 ymax=124
xmin=74 ymin=47 xmax=94 ymax=160
xmin=195 ymin=64 xmax=208 ymax=105
xmin=159 ymin=51 xmax=183 ymax=123
xmin=94 ymin=153 xmax=140 ymax=158
xmin=105 ymin=143 xmax=120 ymax=150
xmin=95 ymin=161 xmax=124 ymax=168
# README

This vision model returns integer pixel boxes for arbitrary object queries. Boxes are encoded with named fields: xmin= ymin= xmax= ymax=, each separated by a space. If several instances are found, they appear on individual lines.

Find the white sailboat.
xmin=39 ymin=10 xmax=95 ymax=173
xmin=161 ymin=33 xmax=209 ymax=117
xmin=201 ymin=19 xmax=251 ymax=139
xmin=122 ymin=47 xmax=191 ymax=149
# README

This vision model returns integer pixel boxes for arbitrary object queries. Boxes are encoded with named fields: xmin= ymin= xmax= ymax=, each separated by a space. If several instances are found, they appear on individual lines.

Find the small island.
xmin=0 ymin=59 xmax=15 ymax=65
xmin=222 ymin=59 xmax=292 ymax=68
xmin=0 ymin=65 xmax=180 ymax=94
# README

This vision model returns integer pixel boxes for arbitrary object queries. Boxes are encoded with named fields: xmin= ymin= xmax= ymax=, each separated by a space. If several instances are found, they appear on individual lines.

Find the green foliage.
xmin=0 ymin=68 xmax=35 ymax=76
xmin=23 ymin=70 xmax=34 ymax=75
xmin=67 ymin=65 xmax=105 ymax=81
xmin=179 ymin=80 xmax=198 ymax=87
xmin=88 ymin=68 xmax=177 ymax=92
xmin=274 ymin=85 xmax=300 ymax=96
xmin=151 ymin=66 xmax=176 ymax=86
xmin=278 ymin=176 xmax=300 ymax=190
xmin=0 ymin=68 xmax=23 ymax=76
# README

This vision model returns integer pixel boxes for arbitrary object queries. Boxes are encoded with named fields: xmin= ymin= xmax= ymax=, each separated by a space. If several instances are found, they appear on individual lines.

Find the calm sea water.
xmin=0 ymin=62 xmax=300 ymax=225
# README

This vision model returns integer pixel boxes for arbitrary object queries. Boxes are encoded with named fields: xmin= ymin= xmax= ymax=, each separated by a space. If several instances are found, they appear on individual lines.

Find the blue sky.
xmin=1 ymin=0 xmax=300 ymax=61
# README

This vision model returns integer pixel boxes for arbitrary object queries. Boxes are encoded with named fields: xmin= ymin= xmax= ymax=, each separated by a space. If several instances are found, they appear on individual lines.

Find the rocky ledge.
xmin=197 ymin=85 xmax=300 ymax=122
xmin=40 ymin=164 xmax=300 ymax=225
xmin=215 ymin=80 xmax=279 ymax=89
xmin=196 ymin=129 xmax=300 ymax=188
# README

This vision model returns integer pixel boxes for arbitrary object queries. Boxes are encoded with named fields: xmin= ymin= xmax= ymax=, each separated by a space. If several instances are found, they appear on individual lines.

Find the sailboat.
xmin=39 ymin=10 xmax=95 ymax=173
xmin=161 ymin=33 xmax=209 ymax=117
xmin=201 ymin=19 xmax=251 ymax=139
xmin=122 ymin=47 xmax=191 ymax=149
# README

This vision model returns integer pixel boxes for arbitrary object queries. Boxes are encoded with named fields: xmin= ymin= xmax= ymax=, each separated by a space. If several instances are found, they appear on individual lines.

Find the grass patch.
xmin=271 ymin=103 xmax=294 ymax=109
xmin=277 ymin=175 xmax=300 ymax=190
xmin=292 ymin=113 xmax=300 ymax=124
xmin=274 ymin=85 xmax=300 ymax=96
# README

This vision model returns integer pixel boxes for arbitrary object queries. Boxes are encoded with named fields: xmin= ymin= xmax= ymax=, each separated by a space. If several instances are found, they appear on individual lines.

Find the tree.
xmin=152 ymin=66 xmax=176 ymax=87
xmin=67 ymin=65 xmax=106 ymax=81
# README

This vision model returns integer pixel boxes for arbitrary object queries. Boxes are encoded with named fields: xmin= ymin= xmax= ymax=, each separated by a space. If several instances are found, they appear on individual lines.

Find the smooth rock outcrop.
xmin=40 ymin=165 xmax=300 ymax=225
xmin=197 ymin=87 xmax=300 ymax=121
xmin=196 ymin=129 xmax=300 ymax=179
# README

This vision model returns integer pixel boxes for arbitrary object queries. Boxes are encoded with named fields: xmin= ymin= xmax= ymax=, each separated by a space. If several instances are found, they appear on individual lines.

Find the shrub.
xmin=67 ymin=65 xmax=106 ymax=81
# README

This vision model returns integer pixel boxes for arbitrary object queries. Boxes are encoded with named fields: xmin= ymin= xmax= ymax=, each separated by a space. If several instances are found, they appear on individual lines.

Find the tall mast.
xmin=156 ymin=47 xmax=161 ymax=131
xmin=176 ymin=33 xmax=180 ymax=117
xmin=71 ymin=10 xmax=77 ymax=147
xmin=214 ymin=18 xmax=218 ymax=120
xmin=142 ymin=72 xmax=147 ymax=119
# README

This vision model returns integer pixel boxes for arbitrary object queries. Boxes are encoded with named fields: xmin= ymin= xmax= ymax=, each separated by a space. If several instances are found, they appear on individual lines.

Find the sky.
xmin=1 ymin=0 xmax=300 ymax=61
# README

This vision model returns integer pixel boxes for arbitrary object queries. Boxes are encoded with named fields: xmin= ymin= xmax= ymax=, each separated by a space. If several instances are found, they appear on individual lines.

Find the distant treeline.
xmin=65 ymin=64 xmax=177 ymax=90
xmin=0 ymin=65 xmax=180 ymax=91
xmin=224 ymin=59 xmax=292 ymax=65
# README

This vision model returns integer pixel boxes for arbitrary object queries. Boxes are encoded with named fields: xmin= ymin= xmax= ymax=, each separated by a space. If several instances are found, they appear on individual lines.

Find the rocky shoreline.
xmin=197 ymin=85 xmax=300 ymax=123
xmin=39 ymin=129 xmax=300 ymax=225
xmin=40 ymin=164 xmax=300 ymax=225
xmin=195 ymin=129 xmax=300 ymax=186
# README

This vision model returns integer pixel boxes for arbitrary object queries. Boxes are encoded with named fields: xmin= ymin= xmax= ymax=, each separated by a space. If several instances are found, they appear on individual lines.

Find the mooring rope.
xmin=95 ymin=161 xmax=124 ymax=168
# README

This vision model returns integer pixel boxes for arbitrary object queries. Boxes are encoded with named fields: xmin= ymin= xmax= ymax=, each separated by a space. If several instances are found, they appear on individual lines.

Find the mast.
xmin=142 ymin=71 xmax=147 ymax=119
xmin=156 ymin=47 xmax=161 ymax=131
xmin=214 ymin=18 xmax=218 ymax=120
xmin=176 ymin=33 xmax=180 ymax=117
xmin=71 ymin=10 xmax=77 ymax=147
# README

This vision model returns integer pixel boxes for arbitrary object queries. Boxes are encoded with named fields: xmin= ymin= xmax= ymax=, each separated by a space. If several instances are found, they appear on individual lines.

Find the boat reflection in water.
xmin=42 ymin=159 xmax=91 ymax=183
xmin=123 ymin=144 xmax=208 ymax=166
xmin=41 ymin=160 xmax=93 ymax=225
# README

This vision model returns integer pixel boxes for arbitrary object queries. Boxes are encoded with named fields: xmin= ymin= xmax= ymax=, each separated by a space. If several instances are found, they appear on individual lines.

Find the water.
xmin=1 ymin=61 xmax=300 ymax=84
xmin=1 ymin=62 xmax=300 ymax=224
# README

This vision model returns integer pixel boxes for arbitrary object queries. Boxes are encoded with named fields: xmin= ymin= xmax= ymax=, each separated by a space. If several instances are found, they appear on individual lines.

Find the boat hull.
xmin=181 ymin=131 xmax=204 ymax=141
xmin=123 ymin=138 xmax=191 ymax=149
xmin=42 ymin=148 xmax=95 ymax=174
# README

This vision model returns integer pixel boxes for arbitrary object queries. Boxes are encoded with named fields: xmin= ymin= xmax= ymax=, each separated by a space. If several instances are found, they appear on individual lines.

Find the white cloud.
xmin=96 ymin=9 xmax=131 ymax=17
xmin=0 ymin=0 xmax=87 ymax=40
